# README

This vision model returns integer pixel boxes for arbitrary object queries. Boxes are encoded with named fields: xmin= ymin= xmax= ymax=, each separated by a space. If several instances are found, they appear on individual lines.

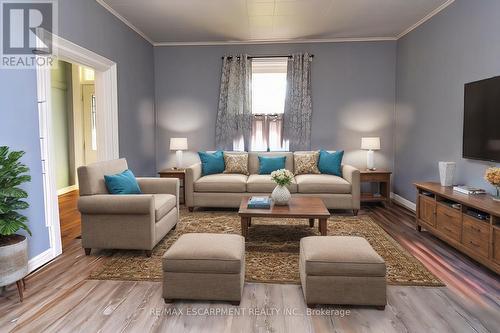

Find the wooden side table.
xmin=360 ymin=170 xmax=392 ymax=207
xmin=158 ymin=168 xmax=186 ymax=204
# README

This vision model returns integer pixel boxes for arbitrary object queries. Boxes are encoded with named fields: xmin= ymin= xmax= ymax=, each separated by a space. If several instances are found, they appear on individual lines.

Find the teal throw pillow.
xmin=258 ymin=156 xmax=286 ymax=174
xmin=104 ymin=169 xmax=142 ymax=194
xmin=198 ymin=150 xmax=225 ymax=176
xmin=318 ymin=150 xmax=344 ymax=176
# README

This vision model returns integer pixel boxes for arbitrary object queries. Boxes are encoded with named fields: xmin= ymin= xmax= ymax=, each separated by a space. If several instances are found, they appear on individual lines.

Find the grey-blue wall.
xmin=0 ymin=0 xmax=155 ymax=259
xmin=155 ymin=42 xmax=397 ymax=171
xmin=59 ymin=0 xmax=156 ymax=176
xmin=0 ymin=70 xmax=50 ymax=258
xmin=394 ymin=0 xmax=500 ymax=202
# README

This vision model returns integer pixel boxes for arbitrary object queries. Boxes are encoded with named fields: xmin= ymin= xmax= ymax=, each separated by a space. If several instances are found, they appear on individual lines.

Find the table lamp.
xmin=170 ymin=138 xmax=188 ymax=169
xmin=361 ymin=137 xmax=380 ymax=171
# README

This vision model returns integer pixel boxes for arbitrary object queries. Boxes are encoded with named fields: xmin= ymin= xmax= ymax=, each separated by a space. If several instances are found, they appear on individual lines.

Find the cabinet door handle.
xmin=469 ymin=240 xmax=480 ymax=248
xmin=470 ymin=226 xmax=481 ymax=233
xmin=443 ymin=227 xmax=453 ymax=233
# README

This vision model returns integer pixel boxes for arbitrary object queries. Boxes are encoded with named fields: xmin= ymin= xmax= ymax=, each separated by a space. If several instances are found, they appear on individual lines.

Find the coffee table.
xmin=238 ymin=197 xmax=331 ymax=239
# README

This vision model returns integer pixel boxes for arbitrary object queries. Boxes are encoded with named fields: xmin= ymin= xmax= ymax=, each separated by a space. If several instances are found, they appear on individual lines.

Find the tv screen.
xmin=463 ymin=76 xmax=500 ymax=162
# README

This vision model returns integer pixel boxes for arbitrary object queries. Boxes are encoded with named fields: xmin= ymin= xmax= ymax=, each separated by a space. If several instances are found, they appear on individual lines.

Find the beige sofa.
xmin=185 ymin=152 xmax=360 ymax=213
xmin=77 ymin=159 xmax=179 ymax=256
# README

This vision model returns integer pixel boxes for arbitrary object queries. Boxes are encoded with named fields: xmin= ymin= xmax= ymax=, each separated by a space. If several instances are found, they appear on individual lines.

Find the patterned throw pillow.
xmin=223 ymin=153 xmax=249 ymax=175
xmin=294 ymin=152 xmax=320 ymax=175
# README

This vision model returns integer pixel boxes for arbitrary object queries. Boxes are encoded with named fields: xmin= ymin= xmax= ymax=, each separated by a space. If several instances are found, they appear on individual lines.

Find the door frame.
xmin=35 ymin=34 xmax=119 ymax=270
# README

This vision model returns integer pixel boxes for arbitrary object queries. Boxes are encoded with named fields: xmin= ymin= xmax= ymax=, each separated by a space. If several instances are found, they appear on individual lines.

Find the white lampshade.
xmin=361 ymin=137 xmax=381 ymax=150
xmin=170 ymin=138 xmax=188 ymax=151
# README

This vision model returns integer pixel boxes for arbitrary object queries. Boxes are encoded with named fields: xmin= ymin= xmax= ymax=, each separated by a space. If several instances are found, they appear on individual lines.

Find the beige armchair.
xmin=77 ymin=159 xmax=179 ymax=256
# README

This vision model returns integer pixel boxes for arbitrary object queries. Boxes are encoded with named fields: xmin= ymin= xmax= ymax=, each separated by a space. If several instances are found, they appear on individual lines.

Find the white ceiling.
xmin=98 ymin=0 xmax=453 ymax=45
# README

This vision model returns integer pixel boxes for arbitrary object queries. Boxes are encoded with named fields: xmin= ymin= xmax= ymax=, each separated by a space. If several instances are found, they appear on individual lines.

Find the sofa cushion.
xmin=318 ymin=150 xmax=344 ymax=177
xmin=300 ymin=236 xmax=386 ymax=277
xmin=198 ymin=150 xmax=225 ymax=176
xmin=248 ymin=152 xmax=294 ymax=174
xmin=104 ymin=169 xmax=142 ymax=195
xmin=258 ymin=156 xmax=286 ymax=174
xmin=78 ymin=158 xmax=128 ymax=195
xmin=154 ymin=194 xmax=177 ymax=221
xmin=194 ymin=174 xmax=247 ymax=193
xmin=223 ymin=153 xmax=249 ymax=175
xmin=294 ymin=151 xmax=320 ymax=175
xmin=246 ymin=174 xmax=298 ymax=193
xmin=296 ymin=174 xmax=351 ymax=194
xmin=163 ymin=233 xmax=244 ymax=274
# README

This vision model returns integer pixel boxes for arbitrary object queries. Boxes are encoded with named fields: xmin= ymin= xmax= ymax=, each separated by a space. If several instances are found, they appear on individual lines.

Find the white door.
xmin=82 ymin=84 xmax=98 ymax=164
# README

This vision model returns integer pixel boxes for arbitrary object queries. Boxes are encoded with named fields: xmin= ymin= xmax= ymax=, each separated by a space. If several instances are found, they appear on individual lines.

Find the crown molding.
xmin=397 ymin=0 xmax=455 ymax=39
xmin=95 ymin=0 xmax=455 ymax=47
xmin=153 ymin=36 xmax=397 ymax=47
xmin=95 ymin=0 xmax=154 ymax=45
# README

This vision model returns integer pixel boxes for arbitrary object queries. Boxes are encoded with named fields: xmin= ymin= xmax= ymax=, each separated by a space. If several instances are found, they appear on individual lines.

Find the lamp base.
xmin=175 ymin=150 xmax=183 ymax=169
xmin=366 ymin=150 xmax=375 ymax=170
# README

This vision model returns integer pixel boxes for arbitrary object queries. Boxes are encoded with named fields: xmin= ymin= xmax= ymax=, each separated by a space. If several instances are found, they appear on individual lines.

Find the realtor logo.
xmin=1 ymin=0 xmax=57 ymax=68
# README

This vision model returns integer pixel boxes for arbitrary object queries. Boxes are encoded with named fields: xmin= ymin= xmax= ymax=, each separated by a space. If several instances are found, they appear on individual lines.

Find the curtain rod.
xmin=221 ymin=54 xmax=314 ymax=59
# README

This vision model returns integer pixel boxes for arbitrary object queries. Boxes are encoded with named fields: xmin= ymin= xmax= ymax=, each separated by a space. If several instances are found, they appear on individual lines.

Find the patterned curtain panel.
xmin=215 ymin=55 xmax=252 ymax=150
xmin=283 ymin=53 xmax=313 ymax=151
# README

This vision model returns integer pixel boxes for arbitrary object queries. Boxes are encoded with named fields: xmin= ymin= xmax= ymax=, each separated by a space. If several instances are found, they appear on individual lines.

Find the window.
xmin=251 ymin=58 xmax=287 ymax=115
xmin=251 ymin=58 xmax=289 ymax=151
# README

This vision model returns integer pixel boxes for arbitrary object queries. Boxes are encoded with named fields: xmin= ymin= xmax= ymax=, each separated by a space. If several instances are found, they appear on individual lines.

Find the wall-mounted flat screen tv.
xmin=463 ymin=76 xmax=500 ymax=162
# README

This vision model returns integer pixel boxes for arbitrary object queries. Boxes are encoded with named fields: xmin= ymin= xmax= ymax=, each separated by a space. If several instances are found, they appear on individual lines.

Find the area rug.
xmin=89 ymin=210 xmax=444 ymax=286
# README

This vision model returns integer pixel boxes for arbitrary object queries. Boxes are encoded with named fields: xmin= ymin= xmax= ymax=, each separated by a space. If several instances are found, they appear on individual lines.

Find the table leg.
xmin=241 ymin=217 xmax=249 ymax=239
xmin=319 ymin=218 xmax=327 ymax=236
xmin=309 ymin=219 xmax=315 ymax=227
xmin=248 ymin=217 xmax=252 ymax=227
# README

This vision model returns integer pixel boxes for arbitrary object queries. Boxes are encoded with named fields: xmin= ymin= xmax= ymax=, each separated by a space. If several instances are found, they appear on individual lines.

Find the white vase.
xmin=271 ymin=185 xmax=291 ymax=205
xmin=438 ymin=162 xmax=456 ymax=187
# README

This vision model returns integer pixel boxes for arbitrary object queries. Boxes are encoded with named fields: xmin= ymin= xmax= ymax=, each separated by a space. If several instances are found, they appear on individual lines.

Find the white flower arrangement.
xmin=270 ymin=169 xmax=294 ymax=187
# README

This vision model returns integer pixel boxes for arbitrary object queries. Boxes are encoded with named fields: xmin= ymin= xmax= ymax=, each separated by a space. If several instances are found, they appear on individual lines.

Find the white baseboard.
xmin=28 ymin=248 xmax=55 ymax=273
xmin=391 ymin=192 xmax=416 ymax=212
xmin=57 ymin=185 xmax=78 ymax=196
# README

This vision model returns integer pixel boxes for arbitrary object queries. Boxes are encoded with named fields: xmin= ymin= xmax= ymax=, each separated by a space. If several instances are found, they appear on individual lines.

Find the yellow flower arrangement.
xmin=484 ymin=167 xmax=500 ymax=200
xmin=485 ymin=167 xmax=500 ymax=186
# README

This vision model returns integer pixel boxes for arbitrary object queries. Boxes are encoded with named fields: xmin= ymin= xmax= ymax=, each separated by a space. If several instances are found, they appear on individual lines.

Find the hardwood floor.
xmin=58 ymin=190 xmax=81 ymax=250
xmin=0 ymin=203 xmax=498 ymax=333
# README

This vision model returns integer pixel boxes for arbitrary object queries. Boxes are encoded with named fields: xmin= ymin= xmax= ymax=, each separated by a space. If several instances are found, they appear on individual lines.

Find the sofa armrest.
xmin=342 ymin=165 xmax=360 ymax=209
xmin=78 ymin=194 xmax=154 ymax=215
xmin=185 ymin=163 xmax=202 ymax=208
xmin=137 ymin=177 xmax=179 ymax=196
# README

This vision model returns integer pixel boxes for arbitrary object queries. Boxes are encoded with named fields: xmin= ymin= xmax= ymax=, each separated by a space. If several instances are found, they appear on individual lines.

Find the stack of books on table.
xmin=453 ymin=185 xmax=486 ymax=195
xmin=247 ymin=196 xmax=271 ymax=209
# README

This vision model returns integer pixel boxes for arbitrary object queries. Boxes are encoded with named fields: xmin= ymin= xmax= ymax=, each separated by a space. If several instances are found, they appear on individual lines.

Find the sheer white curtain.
xmin=251 ymin=114 xmax=288 ymax=151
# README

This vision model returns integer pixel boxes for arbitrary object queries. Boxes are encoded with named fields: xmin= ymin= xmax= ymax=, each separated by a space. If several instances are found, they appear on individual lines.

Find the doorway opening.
xmin=34 ymin=34 xmax=118 ymax=271
xmin=51 ymin=59 xmax=98 ymax=250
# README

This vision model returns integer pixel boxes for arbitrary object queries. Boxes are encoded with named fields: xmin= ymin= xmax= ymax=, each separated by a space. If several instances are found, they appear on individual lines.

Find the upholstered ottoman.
xmin=300 ymin=236 xmax=386 ymax=309
xmin=162 ymin=233 xmax=245 ymax=305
